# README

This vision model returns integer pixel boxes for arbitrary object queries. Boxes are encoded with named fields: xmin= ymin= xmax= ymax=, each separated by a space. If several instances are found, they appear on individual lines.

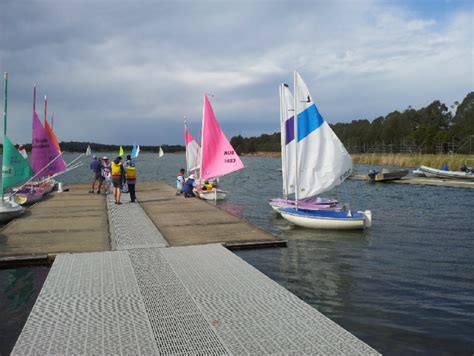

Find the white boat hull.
xmin=197 ymin=189 xmax=227 ymax=200
xmin=279 ymin=209 xmax=371 ymax=230
xmin=419 ymin=166 xmax=474 ymax=180
xmin=0 ymin=201 xmax=25 ymax=223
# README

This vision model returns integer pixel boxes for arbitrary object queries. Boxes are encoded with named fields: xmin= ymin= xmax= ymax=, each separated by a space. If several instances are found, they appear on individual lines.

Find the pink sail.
xmin=32 ymin=111 xmax=66 ymax=178
xmin=200 ymin=95 xmax=244 ymax=180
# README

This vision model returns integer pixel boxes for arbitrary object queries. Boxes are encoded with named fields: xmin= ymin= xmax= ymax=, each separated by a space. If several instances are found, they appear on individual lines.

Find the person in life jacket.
xmin=202 ymin=180 xmax=214 ymax=191
xmin=111 ymin=156 xmax=125 ymax=204
xmin=125 ymin=155 xmax=137 ymax=203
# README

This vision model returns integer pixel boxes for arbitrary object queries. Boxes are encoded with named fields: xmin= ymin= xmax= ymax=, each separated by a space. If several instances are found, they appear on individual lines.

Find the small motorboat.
xmin=0 ymin=200 xmax=25 ymax=223
xmin=278 ymin=208 xmax=372 ymax=230
xmin=419 ymin=166 xmax=474 ymax=180
xmin=269 ymin=197 xmax=341 ymax=212
xmin=368 ymin=169 xmax=409 ymax=182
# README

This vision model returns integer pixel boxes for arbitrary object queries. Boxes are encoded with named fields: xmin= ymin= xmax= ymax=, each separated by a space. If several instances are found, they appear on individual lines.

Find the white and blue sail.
xmin=131 ymin=143 xmax=140 ymax=158
xmin=294 ymin=71 xmax=352 ymax=199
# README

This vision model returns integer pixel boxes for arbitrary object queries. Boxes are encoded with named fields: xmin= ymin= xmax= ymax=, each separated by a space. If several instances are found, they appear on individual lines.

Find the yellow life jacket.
xmin=111 ymin=162 xmax=122 ymax=177
xmin=203 ymin=183 xmax=213 ymax=190
xmin=126 ymin=165 xmax=136 ymax=179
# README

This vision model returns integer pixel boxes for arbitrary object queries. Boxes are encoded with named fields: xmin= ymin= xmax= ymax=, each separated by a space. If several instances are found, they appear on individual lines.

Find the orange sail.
xmin=45 ymin=118 xmax=61 ymax=153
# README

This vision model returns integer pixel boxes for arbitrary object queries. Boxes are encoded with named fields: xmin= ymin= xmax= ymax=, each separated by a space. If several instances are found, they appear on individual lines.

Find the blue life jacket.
xmin=182 ymin=179 xmax=195 ymax=193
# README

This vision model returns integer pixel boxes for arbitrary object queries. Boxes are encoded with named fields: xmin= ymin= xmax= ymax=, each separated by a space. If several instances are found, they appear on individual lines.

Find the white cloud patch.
xmin=0 ymin=0 xmax=471 ymax=144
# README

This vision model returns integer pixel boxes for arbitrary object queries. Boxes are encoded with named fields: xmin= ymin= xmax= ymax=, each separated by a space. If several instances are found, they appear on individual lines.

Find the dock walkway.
xmin=11 ymin=181 xmax=380 ymax=354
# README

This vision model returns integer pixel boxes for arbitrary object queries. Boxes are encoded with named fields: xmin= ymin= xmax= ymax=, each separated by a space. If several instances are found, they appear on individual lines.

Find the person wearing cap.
xmin=182 ymin=174 xmax=196 ymax=198
xmin=89 ymin=155 xmax=101 ymax=193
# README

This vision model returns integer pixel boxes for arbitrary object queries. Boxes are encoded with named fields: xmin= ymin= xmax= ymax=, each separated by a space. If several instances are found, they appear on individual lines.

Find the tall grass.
xmin=351 ymin=153 xmax=474 ymax=169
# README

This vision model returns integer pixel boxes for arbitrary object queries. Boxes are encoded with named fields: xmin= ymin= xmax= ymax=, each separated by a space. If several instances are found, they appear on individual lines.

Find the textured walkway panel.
xmin=161 ymin=244 xmax=380 ymax=355
xmin=11 ymin=252 xmax=159 ymax=356
xmin=128 ymin=248 xmax=229 ymax=355
xmin=107 ymin=194 xmax=168 ymax=250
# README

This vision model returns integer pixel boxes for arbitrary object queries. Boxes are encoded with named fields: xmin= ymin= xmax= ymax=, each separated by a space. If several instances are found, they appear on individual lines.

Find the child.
xmin=101 ymin=157 xmax=112 ymax=194
xmin=176 ymin=168 xmax=185 ymax=195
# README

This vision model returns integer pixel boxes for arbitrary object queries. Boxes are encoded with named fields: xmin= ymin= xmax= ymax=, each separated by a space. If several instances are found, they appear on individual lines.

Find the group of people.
xmin=176 ymin=168 xmax=215 ymax=198
xmin=90 ymin=155 xmax=136 ymax=204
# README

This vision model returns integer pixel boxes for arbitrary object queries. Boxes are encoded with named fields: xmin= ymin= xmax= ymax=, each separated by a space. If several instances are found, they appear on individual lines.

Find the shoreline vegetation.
xmin=242 ymin=151 xmax=474 ymax=169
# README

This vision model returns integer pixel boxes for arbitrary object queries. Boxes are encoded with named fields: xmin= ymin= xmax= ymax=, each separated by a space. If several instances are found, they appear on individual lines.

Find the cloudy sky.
xmin=0 ymin=0 xmax=472 ymax=145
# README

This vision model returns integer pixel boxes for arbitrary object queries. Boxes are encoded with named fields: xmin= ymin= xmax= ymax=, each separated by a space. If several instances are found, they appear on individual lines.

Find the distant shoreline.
xmin=240 ymin=151 xmax=474 ymax=169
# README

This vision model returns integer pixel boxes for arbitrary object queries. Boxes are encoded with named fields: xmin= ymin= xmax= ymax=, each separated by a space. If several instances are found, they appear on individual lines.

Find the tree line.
xmin=1 ymin=142 xmax=185 ymax=154
xmin=230 ymin=92 xmax=474 ymax=154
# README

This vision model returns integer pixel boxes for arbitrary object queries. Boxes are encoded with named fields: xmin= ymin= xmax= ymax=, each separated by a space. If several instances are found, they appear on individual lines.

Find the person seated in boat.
xmin=441 ymin=164 xmax=449 ymax=171
xmin=201 ymin=180 xmax=214 ymax=191
xmin=183 ymin=174 xmax=196 ymax=198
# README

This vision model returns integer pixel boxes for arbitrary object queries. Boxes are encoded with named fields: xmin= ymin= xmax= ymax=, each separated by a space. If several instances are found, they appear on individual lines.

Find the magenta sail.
xmin=31 ymin=111 xmax=66 ymax=178
xmin=200 ymin=95 xmax=244 ymax=180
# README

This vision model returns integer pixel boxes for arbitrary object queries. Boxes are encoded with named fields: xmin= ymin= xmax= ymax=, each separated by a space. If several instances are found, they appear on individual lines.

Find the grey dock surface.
xmin=11 ymin=181 xmax=379 ymax=354
xmin=349 ymin=174 xmax=474 ymax=189
xmin=0 ymin=184 xmax=110 ymax=258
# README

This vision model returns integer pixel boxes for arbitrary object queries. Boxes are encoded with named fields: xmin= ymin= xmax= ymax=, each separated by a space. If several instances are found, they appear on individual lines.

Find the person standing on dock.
xmin=111 ymin=156 xmax=125 ymax=204
xmin=125 ymin=156 xmax=137 ymax=203
xmin=89 ymin=155 xmax=102 ymax=193
xmin=176 ymin=168 xmax=185 ymax=195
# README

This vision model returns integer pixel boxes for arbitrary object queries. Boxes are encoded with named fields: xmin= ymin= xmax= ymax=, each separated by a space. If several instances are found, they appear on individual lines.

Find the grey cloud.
xmin=1 ymin=0 xmax=471 ymax=145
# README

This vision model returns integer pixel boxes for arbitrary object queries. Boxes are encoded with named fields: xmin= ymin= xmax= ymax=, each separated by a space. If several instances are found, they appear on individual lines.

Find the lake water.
xmin=1 ymin=152 xmax=473 ymax=355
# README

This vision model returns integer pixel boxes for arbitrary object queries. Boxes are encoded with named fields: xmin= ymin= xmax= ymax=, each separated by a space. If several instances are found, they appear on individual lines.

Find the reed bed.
xmin=351 ymin=153 xmax=474 ymax=169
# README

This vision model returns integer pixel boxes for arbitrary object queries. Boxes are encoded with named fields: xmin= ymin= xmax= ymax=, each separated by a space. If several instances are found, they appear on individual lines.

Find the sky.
xmin=0 ymin=0 xmax=472 ymax=145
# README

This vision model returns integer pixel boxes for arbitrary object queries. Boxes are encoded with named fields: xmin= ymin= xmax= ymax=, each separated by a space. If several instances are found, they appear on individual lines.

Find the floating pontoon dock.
xmin=6 ymin=182 xmax=379 ymax=354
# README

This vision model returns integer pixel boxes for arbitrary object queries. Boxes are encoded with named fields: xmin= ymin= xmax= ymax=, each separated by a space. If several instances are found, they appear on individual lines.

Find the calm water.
xmin=1 ymin=152 xmax=473 ymax=355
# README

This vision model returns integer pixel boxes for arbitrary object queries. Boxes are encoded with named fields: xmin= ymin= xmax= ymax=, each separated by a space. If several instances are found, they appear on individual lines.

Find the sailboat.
xmin=85 ymin=145 xmax=92 ymax=156
xmin=269 ymin=83 xmax=340 ymax=212
xmin=131 ymin=143 xmax=140 ymax=159
xmin=15 ymin=87 xmax=67 ymax=205
xmin=0 ymin=72 xmax=27 ymax=222
xmin=278 ymin=71 xmax=371 ymax=230
xmin=157 ymin=146 xmax=164 ymax=158
xmin=196 ymin=94 xmax=244 ymax=200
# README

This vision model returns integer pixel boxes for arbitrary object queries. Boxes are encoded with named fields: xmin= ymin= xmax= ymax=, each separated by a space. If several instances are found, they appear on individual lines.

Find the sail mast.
xmin=199 ymin=94 xmax=205 ymax=180
xmin=44 ymin=95 xmax=47 ymax=125
xmin=1 ymin=72 xmax=8 ymax=201
xmin=279 ymin=84 xmax=288 ymax=200
xmin=184 ymin=116 xmax=188 ymax=175
xmin=293 ymin=70 xmax=299 ymax=209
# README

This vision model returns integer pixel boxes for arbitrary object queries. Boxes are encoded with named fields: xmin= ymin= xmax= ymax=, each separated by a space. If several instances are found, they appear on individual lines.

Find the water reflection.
xmin=0 ymin=267 xmax=49 ymax=355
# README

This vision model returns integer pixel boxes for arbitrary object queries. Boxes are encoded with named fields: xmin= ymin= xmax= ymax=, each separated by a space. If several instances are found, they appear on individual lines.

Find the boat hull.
xmin=0 ymin=201 xmax=25 ymax=223
xmin=279 ymin=208 xmax=370 ymax=230
xmin=197 ymin=189 xmax=227 ymax=200
xmin=419 ymin=166 xmax=474 ymax=180
xmin=13 ymin=188 xmax=46 ymax=205
xmin=369 ymin=169 xmax=409 ymax=182
xmin=269 ymin=197 xmax=341 ymax=211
